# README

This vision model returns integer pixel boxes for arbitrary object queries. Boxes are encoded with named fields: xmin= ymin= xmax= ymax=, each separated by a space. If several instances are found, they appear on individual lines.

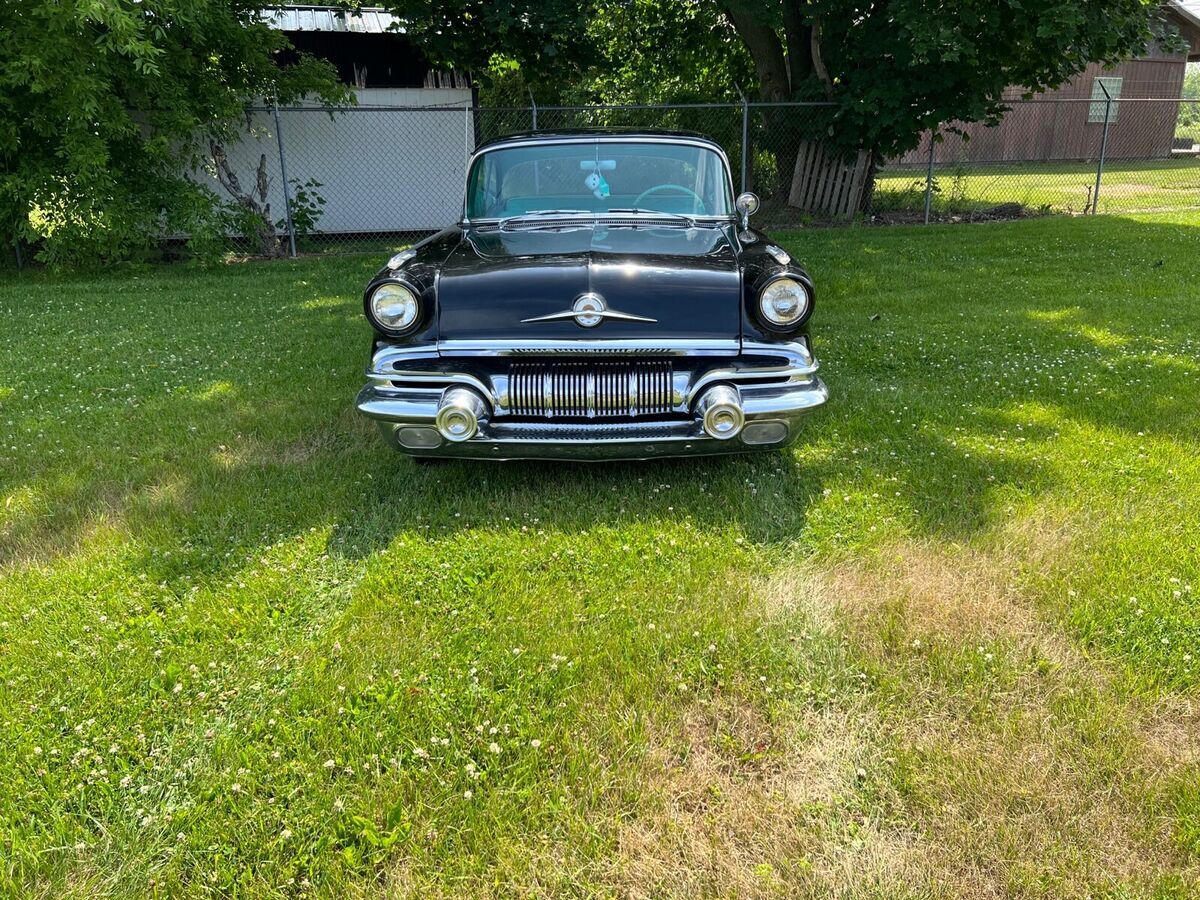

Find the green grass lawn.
xmin=2 ymin=213 xmax=1199 ymax=897
xmin=875 ymin=157 xmax=1200 ymax=216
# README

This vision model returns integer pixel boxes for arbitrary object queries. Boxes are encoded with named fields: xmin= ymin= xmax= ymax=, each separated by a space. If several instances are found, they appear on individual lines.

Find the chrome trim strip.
xmin=520 ymin=308 xmax=658 ymax=325
xmin=742 ymin=340 xmax=817 ymax=368
xmin=370 ymin=342 xmax=440 ymax=361
xmin=434 ymin=339 xmax=740 ymax=356
xmin=765 ymin=244 xmax=791 ymax=265
xmin=368 ymin=340 xmax=814 ymax=369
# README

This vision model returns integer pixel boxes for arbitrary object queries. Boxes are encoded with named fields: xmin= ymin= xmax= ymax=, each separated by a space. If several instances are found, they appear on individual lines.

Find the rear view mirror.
xmin=579 ymin=159 xmax=617 ymax=171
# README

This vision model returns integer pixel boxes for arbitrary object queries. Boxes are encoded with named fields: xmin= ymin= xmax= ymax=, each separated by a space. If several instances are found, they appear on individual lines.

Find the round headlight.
xmin=759 ymin=277 xmax=810 ymax=328
xmin=369 ymin=282 xmax=419 ymax=333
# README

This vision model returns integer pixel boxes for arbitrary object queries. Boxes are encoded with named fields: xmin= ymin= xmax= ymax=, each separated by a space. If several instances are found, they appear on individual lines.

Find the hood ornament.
xmin=521 ymin=293 xmax=657 ymax=328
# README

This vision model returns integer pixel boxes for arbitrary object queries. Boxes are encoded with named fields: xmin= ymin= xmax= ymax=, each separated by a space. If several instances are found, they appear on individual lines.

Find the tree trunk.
xmin=724 ymin=2 xmax=873 ymax=211
xmin=721 ymin=2 xmax=791 ymax=101
xmin=210 ymin=142 xmax=284 ymax=258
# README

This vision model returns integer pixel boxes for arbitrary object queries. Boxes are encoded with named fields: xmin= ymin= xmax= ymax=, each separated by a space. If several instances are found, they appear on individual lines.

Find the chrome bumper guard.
xmin=356 ymin=341 xmax=828 ymax=460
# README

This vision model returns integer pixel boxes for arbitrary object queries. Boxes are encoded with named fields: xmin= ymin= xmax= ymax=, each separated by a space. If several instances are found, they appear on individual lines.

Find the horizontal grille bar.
xmin=509 ymin=361 xmax=674 ymax=418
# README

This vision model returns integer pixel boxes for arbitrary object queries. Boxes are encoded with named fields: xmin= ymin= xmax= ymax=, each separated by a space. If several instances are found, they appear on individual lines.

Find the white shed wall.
xmin=201 ymin=87 xmax=474 ymax=235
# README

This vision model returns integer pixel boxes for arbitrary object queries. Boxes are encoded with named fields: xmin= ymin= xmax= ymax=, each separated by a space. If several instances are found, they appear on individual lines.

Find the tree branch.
xmin=811 ymin=15 xmax=833 ymax=95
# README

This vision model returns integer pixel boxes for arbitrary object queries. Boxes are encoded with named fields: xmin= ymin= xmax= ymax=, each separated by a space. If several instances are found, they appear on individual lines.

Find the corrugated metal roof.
xmin=264 ymin=6 xmax=405 ymax=34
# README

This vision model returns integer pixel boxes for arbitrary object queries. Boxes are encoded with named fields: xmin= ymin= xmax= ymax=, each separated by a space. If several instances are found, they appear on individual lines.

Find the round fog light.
xmin=436 ymin=388 xmax=487 ymax=442
xmin=697 ymin=385 xmax=745 ymax=441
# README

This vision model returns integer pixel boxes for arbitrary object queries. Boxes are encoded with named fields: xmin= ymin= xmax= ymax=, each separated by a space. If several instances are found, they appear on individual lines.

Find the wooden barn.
xmin=895 ymin=1 xmax=1200 ymax=165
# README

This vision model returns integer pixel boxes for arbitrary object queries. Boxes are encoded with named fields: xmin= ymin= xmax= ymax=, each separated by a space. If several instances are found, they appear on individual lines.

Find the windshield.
xmin=466 ymin=140 xmax=733 ymax=220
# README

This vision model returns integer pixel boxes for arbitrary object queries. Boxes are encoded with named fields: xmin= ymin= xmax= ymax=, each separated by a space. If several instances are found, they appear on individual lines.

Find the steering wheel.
xmin=632 ymin=184 xmax=707 ymax=214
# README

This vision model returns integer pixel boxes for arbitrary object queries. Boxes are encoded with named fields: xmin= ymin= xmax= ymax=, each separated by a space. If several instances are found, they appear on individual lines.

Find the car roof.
xmin=473 ymin=129 xmax=725 ymax=154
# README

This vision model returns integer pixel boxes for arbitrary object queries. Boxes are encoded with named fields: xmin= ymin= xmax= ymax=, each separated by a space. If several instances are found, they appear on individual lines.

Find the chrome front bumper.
xmin=355 ymin=341 xmax=828 ymax=460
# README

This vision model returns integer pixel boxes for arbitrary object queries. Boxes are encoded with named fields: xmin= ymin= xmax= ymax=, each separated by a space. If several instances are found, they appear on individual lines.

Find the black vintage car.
xmin=356 ymin=130 xmax=828 ymax=460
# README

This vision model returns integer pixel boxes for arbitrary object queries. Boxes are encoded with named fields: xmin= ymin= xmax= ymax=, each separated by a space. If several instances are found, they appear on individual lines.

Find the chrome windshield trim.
xmin=462 ymin=135 xmax=737 ymax=225
xmin=469 ymin=213 xmax=736 ymax=227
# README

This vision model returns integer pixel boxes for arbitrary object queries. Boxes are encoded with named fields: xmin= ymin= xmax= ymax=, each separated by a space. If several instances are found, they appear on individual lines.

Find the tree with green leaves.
xmin=384 ymin=0 xmax=1161 ymax=210
xmin=721 ymin=1 xmax=1160 ymax=156
xmin=0 ymin=0 xmax=345 ymax=265
xmin=718 ymin=0 xmax=1164 ymax=208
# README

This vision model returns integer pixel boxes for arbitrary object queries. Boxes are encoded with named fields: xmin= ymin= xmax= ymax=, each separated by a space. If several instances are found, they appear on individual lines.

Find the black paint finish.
xmin=436 ymin=224 xmax=743 ymax=344
xmin=363 ymin=212 xmax=815 ymax=351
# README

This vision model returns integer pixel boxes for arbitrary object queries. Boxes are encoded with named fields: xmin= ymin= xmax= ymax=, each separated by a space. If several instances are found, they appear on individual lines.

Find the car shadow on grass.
xmin=4 ymin=214 xmax=1197 ymax=582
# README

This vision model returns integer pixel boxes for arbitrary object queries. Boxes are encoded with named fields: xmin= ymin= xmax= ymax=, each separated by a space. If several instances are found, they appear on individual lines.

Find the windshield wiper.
xmin=498 ymin=209 xmax=595 ymax=228
xmin=606 ymin=208 xmax=698 ymax=227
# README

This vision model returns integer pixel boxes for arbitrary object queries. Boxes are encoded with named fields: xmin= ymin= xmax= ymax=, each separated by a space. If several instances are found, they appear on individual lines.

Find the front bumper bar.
xmin=355 ymin=341 xmax=828 ymax=461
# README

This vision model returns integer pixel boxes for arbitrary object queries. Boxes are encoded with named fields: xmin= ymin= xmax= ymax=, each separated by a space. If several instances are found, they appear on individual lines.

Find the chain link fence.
xmin=207 ymin=97 xmax=1200 ymax=256
xmin=880 ymin=97 xmax=1200 ymax=221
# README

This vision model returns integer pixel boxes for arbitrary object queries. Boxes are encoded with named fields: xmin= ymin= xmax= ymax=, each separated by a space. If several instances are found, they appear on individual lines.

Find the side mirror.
xmin=735 ymin=192 xmax=760 ymax=230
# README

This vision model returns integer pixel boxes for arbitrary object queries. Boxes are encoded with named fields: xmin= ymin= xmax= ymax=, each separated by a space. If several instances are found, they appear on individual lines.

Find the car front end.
xmin=355 ymin=132 xmax=828 ymax=461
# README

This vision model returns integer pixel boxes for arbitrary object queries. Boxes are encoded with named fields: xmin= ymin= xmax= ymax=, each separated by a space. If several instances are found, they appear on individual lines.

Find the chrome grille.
xmin=508 ymin=361 xmax=674 ymax=418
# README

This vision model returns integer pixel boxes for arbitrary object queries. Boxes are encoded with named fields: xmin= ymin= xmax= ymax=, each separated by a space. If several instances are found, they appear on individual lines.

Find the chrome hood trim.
xmin=434 ymin=338 xmax=740 ymax=357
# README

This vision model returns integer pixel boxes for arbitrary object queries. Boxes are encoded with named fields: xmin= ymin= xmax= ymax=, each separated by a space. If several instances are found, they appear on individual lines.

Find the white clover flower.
xmin=488 ymin=742 xmax=501 ymax=754
xmin=530 ymin=739 xmax=541 ymax=749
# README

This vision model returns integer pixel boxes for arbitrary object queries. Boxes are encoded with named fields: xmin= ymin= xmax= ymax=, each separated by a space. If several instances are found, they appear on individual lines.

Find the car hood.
xmin=436 ymin=223 xmax=742 ymax=351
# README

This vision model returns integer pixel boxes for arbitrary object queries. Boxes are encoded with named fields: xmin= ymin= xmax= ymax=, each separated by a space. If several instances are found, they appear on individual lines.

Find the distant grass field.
xmin=875 ymin=157 xmax=1200 ymax=216
xmin=2 ymin=212 xmax=1199 ymax=896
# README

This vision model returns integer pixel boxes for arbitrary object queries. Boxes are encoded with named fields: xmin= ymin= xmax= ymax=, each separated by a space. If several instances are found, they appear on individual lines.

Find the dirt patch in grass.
xmin=777 ymin=529 xmax=1200 ymax=896
xmin=886 ymin=691 xmax=1190 ymax=897
xmin=1137 ymin=695 xmax=1200 ymax=765
xmin=825 ymin=542 xmax=1082 ymax=672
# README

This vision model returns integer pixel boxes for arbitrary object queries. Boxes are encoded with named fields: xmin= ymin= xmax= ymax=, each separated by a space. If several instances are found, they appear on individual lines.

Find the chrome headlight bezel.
xmin=758 ymin=275 xmax=811 ymax=329
xmin=366 ymin=280 xmax=422 ymax=335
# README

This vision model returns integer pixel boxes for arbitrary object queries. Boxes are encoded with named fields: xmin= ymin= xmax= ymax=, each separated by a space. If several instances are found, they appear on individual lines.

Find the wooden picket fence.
xmin=787 ymin=140 xmax=872 ymax=216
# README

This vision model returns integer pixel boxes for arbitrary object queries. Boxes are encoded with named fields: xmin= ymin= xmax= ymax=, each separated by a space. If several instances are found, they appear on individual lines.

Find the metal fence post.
xmin=271 ymin=104 xmax=298 ymax=258
xmin=736 ymin=86 xmax=749 ymax=194
xmin=1093 ymin=82 xmax=1112 ymax=215
xmin=924 ymin=127 xmax=936 ymax=225
xmin=530 ymin=90 xmax=538 ymax=130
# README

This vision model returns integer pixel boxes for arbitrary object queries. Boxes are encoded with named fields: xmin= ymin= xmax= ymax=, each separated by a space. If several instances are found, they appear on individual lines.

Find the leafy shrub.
xmin=278 ymin=179 xmax=327 ymax=238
